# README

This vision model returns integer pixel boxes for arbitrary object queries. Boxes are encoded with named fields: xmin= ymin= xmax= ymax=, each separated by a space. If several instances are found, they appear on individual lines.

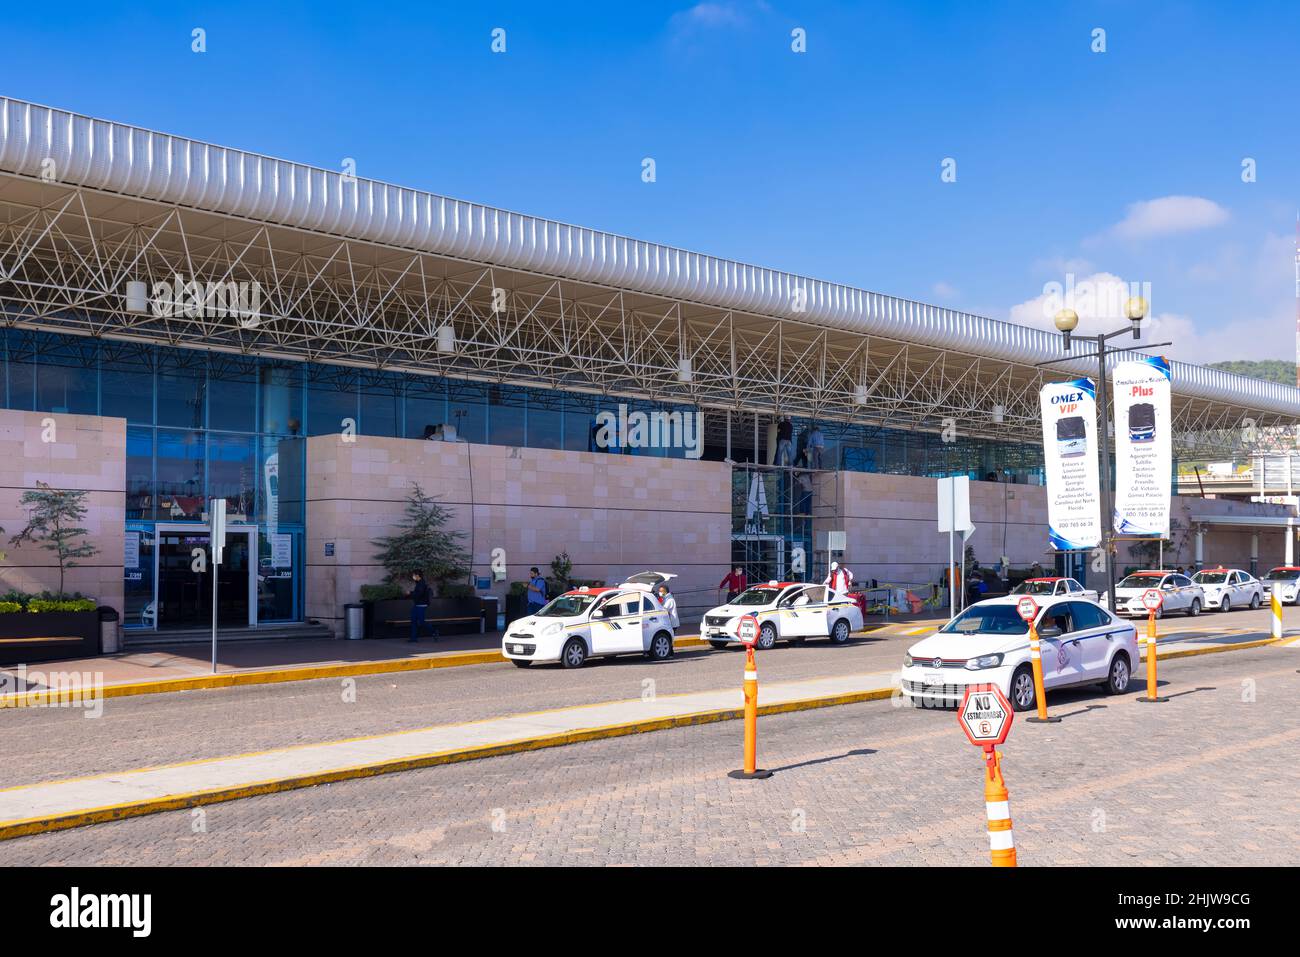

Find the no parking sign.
xmin=736 ymin=613 xmax=759 ymax=648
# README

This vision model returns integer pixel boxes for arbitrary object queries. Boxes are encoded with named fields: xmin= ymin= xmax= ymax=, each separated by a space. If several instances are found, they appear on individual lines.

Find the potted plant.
xmin=363 ymin=484 xmax=472 ymax=638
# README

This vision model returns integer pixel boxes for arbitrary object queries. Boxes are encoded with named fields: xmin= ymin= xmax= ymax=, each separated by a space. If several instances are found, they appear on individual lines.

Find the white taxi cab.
xmin=699 ymin=581 xmax=864 ymax=650
xmin=1103 ymin=570 xmax=1204 ymax=618
xmin=1261 ymin=566 xmax=1300 ymax=606
xmin=1011 ymin=576 xmax=1099 ymax=602
xmin=502 ymin=575 xmax=677 ymax=669
xmin=1191 ymin=567 xmax=1263 ymax=612
xmin=900 ymin=595 xmax=1139 ymax=712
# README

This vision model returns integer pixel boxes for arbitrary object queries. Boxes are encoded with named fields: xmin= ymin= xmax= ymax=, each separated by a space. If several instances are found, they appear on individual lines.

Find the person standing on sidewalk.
xmin=408 ymin=570 xmax=431 ymax=643
xmin=719 ymin=566 xmax=747 ymax=603
xmin=656 ymin=583 xmax=679 ymax=631
xmin=526 ymin=566 xmax=548 ymax=615
xmin=823 ymin=561 xmax=855 ymax=600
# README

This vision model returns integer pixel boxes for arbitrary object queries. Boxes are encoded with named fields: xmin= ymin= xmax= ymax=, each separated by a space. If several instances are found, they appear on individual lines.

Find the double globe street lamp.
xmin=1038 ymin=297 xmax=1171 ymax=612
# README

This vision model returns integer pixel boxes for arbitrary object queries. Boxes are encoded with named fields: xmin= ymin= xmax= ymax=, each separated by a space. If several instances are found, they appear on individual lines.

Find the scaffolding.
xmin=730 ymin=462 xmax=841 ymax=585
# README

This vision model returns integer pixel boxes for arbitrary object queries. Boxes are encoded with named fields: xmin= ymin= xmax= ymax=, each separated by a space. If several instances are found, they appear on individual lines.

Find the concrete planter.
xmin=0 ymin=610 xmax=100 ymax=666
xmin=364 ymin=597 xmax=484 ymax=639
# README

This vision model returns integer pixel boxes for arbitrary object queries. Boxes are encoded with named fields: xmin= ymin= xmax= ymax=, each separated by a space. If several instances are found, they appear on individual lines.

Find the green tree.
xmin=370 ymin=483 xmax=470 ymax=593
xmin=8 ymin=482 xmax=98 ymax=597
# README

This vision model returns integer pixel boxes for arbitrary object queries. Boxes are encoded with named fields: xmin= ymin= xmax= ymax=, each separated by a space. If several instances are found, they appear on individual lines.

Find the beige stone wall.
xmin=0 ymin=410 xmax=125 ymax=613
xmin=306 ymin=437 xmax=732 ymax=634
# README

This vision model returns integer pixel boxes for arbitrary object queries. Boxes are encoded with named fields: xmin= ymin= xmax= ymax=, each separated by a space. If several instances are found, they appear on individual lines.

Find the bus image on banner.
xmin=1056 ymin=415 xmax=1087 ymax=458
xmin=1128 ymin=402 xmax=1156 ymax=443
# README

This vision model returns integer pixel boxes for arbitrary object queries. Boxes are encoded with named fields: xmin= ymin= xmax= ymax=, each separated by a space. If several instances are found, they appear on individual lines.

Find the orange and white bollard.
xmin=729 ymin=645 xmax=772 ymax=779
xmin=1139 ymin=606 xmax=1168 ymax=703
xmin=983 ymin=746 xmax=1016 ymax=867
xmin=1024 ymin=623 xmax=1058 ymax=723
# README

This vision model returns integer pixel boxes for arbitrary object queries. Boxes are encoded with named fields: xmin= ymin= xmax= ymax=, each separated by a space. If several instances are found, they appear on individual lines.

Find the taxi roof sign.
xmin=958 ymin=683 xmax=1013 ymax=748
xmin=1015 ymin=595 xmax=1039 ymax=622
xmin=736 ymin=613 xmax=760 ymax=648
xmin=1141 ymin=588 xmax=1163 ymax=610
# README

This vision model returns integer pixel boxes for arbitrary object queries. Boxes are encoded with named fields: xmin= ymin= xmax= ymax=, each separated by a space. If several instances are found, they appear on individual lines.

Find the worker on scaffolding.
xmin=824 ymin=561 xmax=855 ymax=600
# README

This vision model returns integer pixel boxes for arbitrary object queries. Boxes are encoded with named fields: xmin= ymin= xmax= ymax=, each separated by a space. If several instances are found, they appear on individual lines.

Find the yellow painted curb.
xmin=1142 ymin=636 xmax=1284 ymax=662
xmin=0 ymin=686 xmax=896 ymax=841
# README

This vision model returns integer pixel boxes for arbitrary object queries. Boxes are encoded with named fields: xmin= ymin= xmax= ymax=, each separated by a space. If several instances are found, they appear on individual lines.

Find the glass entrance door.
xmin=156 ymin=527 xmax=255 ymax=629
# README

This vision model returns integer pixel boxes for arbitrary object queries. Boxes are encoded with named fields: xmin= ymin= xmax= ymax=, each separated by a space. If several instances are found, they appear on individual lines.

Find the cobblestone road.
xmin=3 ymin=643 xmax=1295 ymax=866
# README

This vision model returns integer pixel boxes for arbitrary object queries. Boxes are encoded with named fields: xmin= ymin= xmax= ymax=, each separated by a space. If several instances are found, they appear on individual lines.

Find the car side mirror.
xmin=1038 ymin=624 xmax=1063 ymax=639
xmin=591 ymin=609 xmax=606 ymax=619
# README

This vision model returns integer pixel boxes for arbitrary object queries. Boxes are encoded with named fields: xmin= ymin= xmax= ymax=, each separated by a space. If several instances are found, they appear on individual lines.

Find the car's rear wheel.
xmin=511 ymin=659 xmax=532 ymax=669
xmin=1009 ymin=665 xmax=1037 ymax=713
xmin=1250 ymin=592 xmax=1261 ymax=609
xmin=560 ymin=638 xmax=588 ymax=669
xmin=829 ymin=619 xmax=851 ymax=644
xmin=708 ymin=640 xmax=730 ymax=650
xmin=757 ymin=623 xmax=778 ymax=650
xmin=646 ymin=631 xmax=673 ymax=661
xmin=1186 ymin=598 xmax=1201 ymax=617
xmin=1103 ymin=652 xmax=1131 ymax=695
xmin=1220 ymin=596 xmax=1231 ymax=613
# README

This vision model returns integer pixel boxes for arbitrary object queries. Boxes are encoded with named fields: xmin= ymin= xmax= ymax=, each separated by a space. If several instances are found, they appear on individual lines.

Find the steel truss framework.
xmin=0 ymin=172 xmax=1292 ymax=461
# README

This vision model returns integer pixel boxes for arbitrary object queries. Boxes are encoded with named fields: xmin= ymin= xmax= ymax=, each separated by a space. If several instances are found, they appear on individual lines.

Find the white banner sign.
xmin=1112 ymin=357 xmax=1172 ymax=537
xmin=124 ymin=531 xmax=140 ymax=570
xmin=270 ymin=533 xmax=293 ymax=569
xmin=1039 ymin=378 xmax=1102 ymax=550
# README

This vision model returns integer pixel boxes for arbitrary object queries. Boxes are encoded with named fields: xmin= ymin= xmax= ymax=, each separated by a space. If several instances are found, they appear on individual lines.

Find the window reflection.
xmin=155 ymin=429 xmax=205 ymax=520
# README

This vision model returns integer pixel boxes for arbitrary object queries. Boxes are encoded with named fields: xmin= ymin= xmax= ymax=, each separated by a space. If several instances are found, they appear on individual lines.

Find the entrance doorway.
xmin=155 ymin=525 xmax=256 ymax=629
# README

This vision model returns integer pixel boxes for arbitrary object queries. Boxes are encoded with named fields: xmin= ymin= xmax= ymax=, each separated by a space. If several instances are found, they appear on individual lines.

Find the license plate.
xmin=923 ymin=671 xmax=944 ymax=686
xmin=512 ymin=645 xmax=524 ymax=654
xmin=709 ymin=630 xmax=727 ymax=638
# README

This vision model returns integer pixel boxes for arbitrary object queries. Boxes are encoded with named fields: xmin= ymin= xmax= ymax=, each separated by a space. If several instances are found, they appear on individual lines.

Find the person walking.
xmin=719 ymin=566 xmax=747 ymax=603
xmin=823 ymin=561 xmax=855 ymax=600
xmin=656 ymin=583 xmax=679 ymax=631
xmin=408 ymin=570 xmax=431 ymax=643
xmin=526 ymin=566 xmax=548 ymax=615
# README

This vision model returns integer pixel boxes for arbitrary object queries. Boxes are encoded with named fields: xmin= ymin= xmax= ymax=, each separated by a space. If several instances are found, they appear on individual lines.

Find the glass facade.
xmin=1 ymin=328 xmax=1043 ymax=628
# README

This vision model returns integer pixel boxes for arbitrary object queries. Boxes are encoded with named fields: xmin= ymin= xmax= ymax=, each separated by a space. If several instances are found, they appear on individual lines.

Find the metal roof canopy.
xmin=1 ymin=97 xmax=1298 ymax=456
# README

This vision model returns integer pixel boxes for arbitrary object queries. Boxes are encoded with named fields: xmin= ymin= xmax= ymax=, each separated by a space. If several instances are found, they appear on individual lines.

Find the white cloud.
xmin=669 ymin=2 xmax=752 ymax=36
xmin=931 ymin=280 xmax=958 ymax=299
xmin=1110 ymin=195 xmax=1229 ymax=240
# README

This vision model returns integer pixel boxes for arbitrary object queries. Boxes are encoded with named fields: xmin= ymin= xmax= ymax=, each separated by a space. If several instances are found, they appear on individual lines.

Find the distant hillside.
xmin=1208 ymin=360 xmax=1298 ymax=386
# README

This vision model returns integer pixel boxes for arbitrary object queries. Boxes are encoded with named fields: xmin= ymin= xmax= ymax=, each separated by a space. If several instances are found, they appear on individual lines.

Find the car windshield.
xmin=939 ymin=604 xmax=1028 ymax=636
xmin=1118 ymin=574 xmax=1165 ymax=589
xmin=1265 ymin=569 xmax=1300 ymax=581
xmin=1012 ymin=581 xmax=1056 ymax=595
xmin=1193 ymin=572 xmax=1228 ymax=584
xmin=731 ymin=588 xmax=781 ymax=606
xmin=535 ymin=594 xmax=599 ymax=617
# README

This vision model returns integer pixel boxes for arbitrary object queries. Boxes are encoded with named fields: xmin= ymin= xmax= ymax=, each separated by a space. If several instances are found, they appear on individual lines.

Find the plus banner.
xmin=1039 ymin=378 xmax=1102 ymax=550
xmin=1112 ymin=357 xmax=1172 ymax=537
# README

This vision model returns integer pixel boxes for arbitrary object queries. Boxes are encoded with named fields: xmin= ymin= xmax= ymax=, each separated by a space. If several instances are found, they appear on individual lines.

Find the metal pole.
xmin=949 ymin=479 xmax=956 ymax=618
xmin=1095 ymin=338 xmax=1118 ymax=612
xmin=211 ymin=549 xmax=219 ymax=674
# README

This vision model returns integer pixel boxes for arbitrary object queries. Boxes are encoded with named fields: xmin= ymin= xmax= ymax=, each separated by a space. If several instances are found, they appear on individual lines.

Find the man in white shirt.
xmin=824 ymin=561 xmax=855 ymax=600
xmin=656 ymin=584 xmax=679 ymax=631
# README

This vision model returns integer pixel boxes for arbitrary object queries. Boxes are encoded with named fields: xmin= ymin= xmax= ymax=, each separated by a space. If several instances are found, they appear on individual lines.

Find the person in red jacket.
xmin=719 ymin=566 xmax=747 ymax=603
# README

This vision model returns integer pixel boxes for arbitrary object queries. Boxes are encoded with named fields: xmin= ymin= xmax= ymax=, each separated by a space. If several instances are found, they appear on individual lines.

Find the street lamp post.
xmin=1040 ymin=298 xmax=1170 ymax=613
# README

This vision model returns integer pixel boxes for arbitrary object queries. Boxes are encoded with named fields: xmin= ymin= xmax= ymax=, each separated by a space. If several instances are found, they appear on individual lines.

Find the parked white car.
xmin=502 ymin=576 xmax=677 ymax=668
xmin=1011 ymin=576 xmax=1099 ymax=603
xmin=1261 ymin=566 xmax=1300 ymax=605
xmin=900 ymin=595 xmax=1139 ymax=712
xmin=1103 ymin=571 xmax=1204 ymax=618
xmin=1191 ymin=568 xmax=1263 ymax=612
xmin=700 ymin=581 xmax=864 ymax=650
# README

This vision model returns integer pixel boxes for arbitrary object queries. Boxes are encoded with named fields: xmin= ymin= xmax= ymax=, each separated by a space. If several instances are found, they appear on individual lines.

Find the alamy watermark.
xmin=151 ymin=274 xmax=262 ymax=324
xmin=593 ymin=403 xmax=702 ymax=459
xmin=0 ymin=665 xmax=104 ymax=717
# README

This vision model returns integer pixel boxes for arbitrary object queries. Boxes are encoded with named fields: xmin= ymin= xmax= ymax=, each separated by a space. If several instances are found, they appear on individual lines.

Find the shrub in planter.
xmin=0 ymin=601 xmax=22 ymax=614
xmin=28 ymin=598 xmax=96 ymax=613
xmin=440 ymin=582 xmax=476 ymax=599
xmin=360 ymin=582 xmax=403 ymax=603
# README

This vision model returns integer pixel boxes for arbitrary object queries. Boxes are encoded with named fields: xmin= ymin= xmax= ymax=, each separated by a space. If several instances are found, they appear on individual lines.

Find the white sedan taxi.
xmin=1104 ymin=571 xmax=1204 ymax=618
xmin=502 ymin=580 xmax=677 ymax=669
xmin=1191 ymin=568 xmax=1263 ymax=612
xmin=1011 ymin=576 xmax=1099 ymax=603
xmin=900 ymin=595 xmax=1139 ymax=712
xmin=1261 ymin=566 xmax=1300 ymax=605
xmin=700 ymin=581 xmax=864 ymax=650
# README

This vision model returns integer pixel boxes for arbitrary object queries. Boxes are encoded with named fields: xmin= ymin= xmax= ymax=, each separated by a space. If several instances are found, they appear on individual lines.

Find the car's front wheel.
xmin=646 ymin=631 xmax=674 ymax=661
xmin=829 ymin=619 xmax=851 ymax=644
xmin=560 ymin=638 xmax=588 ymax=669
xmin=1186 ymin=598 xmax=1201 ymax=617
xmin=1103 ymin=652 xmax=1131 ymax=695
xmin=1009 ymin=665 xmax=1037 ymax=713
xmin=757 ymin=623 xmax=778 ymax=650
xmin=1220 ymin=596 xmax=1231 ymax=613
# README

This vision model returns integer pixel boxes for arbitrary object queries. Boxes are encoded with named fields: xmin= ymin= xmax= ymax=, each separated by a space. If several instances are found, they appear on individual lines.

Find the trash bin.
xmin=97 ymin=606 xmax=121 ymax=654
xmin=345 ymin=603 xmax=366 ymax=640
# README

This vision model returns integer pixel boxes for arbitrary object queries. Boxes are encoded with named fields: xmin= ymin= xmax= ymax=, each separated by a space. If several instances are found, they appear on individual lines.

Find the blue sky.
xmin=4 ymin=1 xmax=1298 ymax=364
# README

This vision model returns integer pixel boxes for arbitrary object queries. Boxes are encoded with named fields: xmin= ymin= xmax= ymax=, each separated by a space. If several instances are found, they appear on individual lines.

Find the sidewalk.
xmin=0 ymin=668 xmax=899 ymax=839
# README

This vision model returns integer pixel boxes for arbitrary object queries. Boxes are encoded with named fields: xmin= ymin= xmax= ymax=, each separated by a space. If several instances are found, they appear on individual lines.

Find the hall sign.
xmin=1112 ymin=357 xmax=1172 ymax=538
xmin=1038 ymin=378 xmax=1102 ymax=550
